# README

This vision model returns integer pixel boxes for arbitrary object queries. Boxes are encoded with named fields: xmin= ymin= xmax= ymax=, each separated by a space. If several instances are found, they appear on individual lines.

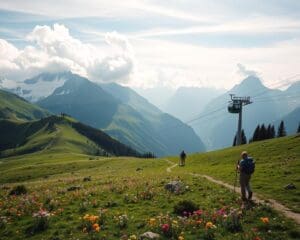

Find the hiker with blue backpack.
xmin=237 ymin=151 xmax=255 ymax=201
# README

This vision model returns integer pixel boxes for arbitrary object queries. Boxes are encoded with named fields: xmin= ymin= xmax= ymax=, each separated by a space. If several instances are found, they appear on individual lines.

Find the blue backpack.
xmin=241 ymin=157 xmax=255 ymax=174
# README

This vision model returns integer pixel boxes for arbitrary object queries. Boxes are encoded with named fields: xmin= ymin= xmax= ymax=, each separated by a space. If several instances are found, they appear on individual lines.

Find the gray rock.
xmin=139 ymin=231 xmax=160 ymax=240
xmin=83 ymin=176 xmax=91 ymax=182
xmin=284 ymin=183 xmax=296 ymax=190
xmin=164 ymin=180 xmax=185 ymax=194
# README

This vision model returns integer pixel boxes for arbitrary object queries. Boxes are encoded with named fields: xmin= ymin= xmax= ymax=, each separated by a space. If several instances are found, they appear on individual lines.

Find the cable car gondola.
xmin=228 ymin=100 xmax=241 ymax=113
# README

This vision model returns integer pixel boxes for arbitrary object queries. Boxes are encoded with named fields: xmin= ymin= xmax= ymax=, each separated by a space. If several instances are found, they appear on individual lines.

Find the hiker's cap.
xmin=241 ymin=151 xmax=248 ymax=157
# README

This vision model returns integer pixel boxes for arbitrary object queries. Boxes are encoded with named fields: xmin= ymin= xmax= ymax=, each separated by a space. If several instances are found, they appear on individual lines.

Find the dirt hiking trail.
xmin=164 ymin=159 xmax=300 ymax=225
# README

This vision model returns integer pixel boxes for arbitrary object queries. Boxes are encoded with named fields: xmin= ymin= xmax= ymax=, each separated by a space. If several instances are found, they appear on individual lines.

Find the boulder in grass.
xmin=139 ymin=231 xmax=160 ymax=239
xmin=164 ymin=181 xmax=185 ymax=194
xmin=83 ymin=176 xmax=91 ymax=182
xmin=67 ymin=186 xmax=81 ymax=191
xmin=9 ymin=185 xmax=27 ymax=196
xmin=284 ymin=183 xmax=296 ymax=190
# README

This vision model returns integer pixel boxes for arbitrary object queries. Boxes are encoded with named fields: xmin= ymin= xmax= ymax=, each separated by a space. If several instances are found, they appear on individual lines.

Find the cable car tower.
xmin=228 ymin=94 xmax=252 ymax=145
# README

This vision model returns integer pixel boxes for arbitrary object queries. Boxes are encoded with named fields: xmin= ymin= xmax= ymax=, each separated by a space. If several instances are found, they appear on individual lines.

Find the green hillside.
xmin=37 ymin=73 xmax=205 ymax=156
xmin=0 ymin=136 xmax=299 ymax=239
xmin=0 ymin=89 xmax=50 ymax=121
xmin=101 ymin=83 xmax=206 ymax=155
xmin=0 ymin=115 xmax=140 ymax=159
xmin=276 ymin=107 xmax=300 ymax=134
xmin=168 ymin=134 xmax=300 ymax=212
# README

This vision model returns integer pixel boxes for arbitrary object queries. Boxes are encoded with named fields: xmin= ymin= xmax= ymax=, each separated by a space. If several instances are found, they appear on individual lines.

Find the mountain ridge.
xmin=193 ymin=76 xmax=300 ymax=150
xmin=0 ymin=89 xmax=50 ymax=121
xmin=35 ymin=72 xmax=205 ymax=156
xmin=0 ymin=115 xmax=140 ymax=158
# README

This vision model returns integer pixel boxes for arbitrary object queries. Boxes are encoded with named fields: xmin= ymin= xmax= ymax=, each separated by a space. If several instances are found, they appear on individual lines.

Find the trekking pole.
xmin=233 ymin=168 xmax=237 ymax=193
xmin=233 ymin=160 xmax=239 ymax=194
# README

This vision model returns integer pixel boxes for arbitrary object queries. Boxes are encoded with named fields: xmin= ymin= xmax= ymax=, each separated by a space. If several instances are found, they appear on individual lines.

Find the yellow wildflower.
xmin=129 ymin=235 xmax=137 ymax=240
xmin=149 ymin=218 xmax=156 ymax=226
xmin=260 ymin=217 xmax=269 ymax=224
xmin=205 ymin=221 xmax=216 ymax=229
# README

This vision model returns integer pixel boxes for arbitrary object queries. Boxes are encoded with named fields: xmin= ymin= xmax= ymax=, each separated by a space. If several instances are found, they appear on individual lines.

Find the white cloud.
xmin=132 ymin=16 xmax=300 ymax=39
xmin=0 ymin=39 xmax=19 ymax=60
xmin=88 ymin=31 xmax=135 ymax=82
xmin=237 ymin=63 xmax=258 ymax=78
xmin=0 ymin=24 xmax=135 ymax=84
xmin=128 ymin=37 xmax=300 ymax=90
xmin=1 ymin=23 xmax=300 ymax=93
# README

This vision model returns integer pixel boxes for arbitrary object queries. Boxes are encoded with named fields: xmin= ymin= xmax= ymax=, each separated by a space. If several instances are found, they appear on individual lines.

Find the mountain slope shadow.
xmin=38 ymin=74 xmax=119 ymax=129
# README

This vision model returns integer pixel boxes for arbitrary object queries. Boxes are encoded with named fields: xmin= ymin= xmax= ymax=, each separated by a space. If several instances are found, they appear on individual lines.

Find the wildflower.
xmin=196 ymin=219 xmax=203 ymax=225
xmin=93 ymin=223 xmax=100 ymax=232
xmin=253 ymin=237 xmax=261 ymax=240
xmin=90 ymin=215 xmax=99 ymax=223
xmin=33 ymin=209 xmax=51 ymax=218
xmin=129 ymin=235 xmax=137 ymax=240
xmin=172 ymin=220 xmax=178 ymax=225
xmin=83 ymin=214 xmax=99 ymax=223
xmin=149 ymin=218 xmax=156 ymax=226
xmin=178 ymin=236 xmax=184 ymax=240
xmin=193 ymin=210 xmax=203 ymax=216
xmin=82 ymin=227 xmax=87 ymax=233
xmin=161 ymin=223 xmax=170 ymax=232
xmin=260 ymin=217 xmax=269 ymax=224
xmin=205 ymin=221 xmax=216 ymax=229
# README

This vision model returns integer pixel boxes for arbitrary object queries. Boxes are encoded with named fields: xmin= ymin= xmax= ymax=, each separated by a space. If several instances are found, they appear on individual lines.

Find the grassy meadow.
xmin=168 ymin=134 xmax=300 ymax=213
xmin=0 ymin=135 xmax=299 ymax=239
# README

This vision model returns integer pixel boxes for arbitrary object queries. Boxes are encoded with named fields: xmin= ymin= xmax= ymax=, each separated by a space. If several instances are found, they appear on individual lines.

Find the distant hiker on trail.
xmin=237 ymin=151 xmax=255 ymax=201
xmin=179 ymin=150 xmax=186 ymax=166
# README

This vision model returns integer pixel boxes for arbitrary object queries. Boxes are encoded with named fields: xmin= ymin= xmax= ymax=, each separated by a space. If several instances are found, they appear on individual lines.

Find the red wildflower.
xmin=161 ymin=223 xmax=170 ymax=232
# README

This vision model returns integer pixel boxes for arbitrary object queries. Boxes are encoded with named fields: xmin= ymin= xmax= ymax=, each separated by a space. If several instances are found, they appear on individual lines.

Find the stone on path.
xmin=139 ymin=231 xmax=160 ymax=239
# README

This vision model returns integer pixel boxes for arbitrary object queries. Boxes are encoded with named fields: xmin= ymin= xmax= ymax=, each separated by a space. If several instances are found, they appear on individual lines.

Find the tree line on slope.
xmin=233 ymin=121 xmax=300 ymax=146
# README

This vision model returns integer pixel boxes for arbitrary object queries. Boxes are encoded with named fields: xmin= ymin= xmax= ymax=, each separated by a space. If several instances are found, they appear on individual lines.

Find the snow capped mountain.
xmin=0 ymin=72 xmax=73 ymax=102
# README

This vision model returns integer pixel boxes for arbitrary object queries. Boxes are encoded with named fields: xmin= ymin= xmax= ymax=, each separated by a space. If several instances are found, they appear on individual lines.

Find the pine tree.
xmin=297 ymin=122 xmax=300 ymax=133
xmin=267 ymin=124 xmax=272 ymax=139
xmin=271 ymin=125 xmax=276 ymax=138
xmin=277 ymin=120 xmax=286 ymax=137
xmin=260 ymin=124 xmax=267 ymax=140
xmin=252 ymin=125 xmax=260 ymax=142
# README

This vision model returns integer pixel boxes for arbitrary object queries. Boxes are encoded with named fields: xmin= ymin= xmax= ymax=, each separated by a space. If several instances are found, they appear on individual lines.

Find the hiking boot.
xmin=248 ymin=191 xmax=253 ymax=200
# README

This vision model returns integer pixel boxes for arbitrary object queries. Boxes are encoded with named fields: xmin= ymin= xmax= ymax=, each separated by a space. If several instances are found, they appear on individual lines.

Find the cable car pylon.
xmin=228 ymin=94 xmax=252 ymax=145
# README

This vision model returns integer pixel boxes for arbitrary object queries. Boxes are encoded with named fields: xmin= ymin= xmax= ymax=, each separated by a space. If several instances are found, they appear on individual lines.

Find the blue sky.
xmin=0 ymin=0 xmax=300 ymax=89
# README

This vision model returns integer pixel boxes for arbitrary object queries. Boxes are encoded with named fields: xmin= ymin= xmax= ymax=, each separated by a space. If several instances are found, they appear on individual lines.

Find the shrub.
xmin=289 ymin=230 xmax=300 ymax=239
xmin=26 ymin=210 xmax=51 ymax=236
xmin=9 ymin=185 xmax=27 ymax=195
xmin=173 ymin=200 xmax=199 ymax=216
